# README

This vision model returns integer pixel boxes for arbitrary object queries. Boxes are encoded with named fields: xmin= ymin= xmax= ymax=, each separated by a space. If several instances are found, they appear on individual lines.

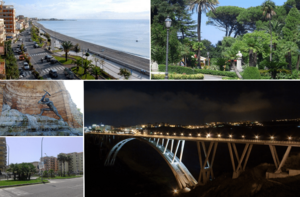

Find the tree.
xmin=85 ymin=52 xmax=90 ymax=60
xmin=206 ymin=6 xmax=246 ymax=37
xmin=65 ymin=155 xmax=72 ymax=176
xmin=188 ymin=0 xmax=219 ymax=67
xmin=192 ymin=41 xmax=206 ymax=68
xmin=282 ymin=6 xmax=300 ymax=42
xmin=82 ymin=59 xmax=92 ymax=75
xmin=100 ymin=59 xmax=105 ymax=70
xmin=91 ymin=66 xmax=102 ymax=79
xmin=74 ymin=43 xmax=80 ymax=54
xmin=61 ymin=41 xmax=74 ymax=61
xmin=237 ymin=6 xmax=266 ymax=32
xmin=260 ymin=59 xmax=288 ymax=78
xmin=49 ymin=169 xmax=54 ymax=177
xmin=276 ymin=40 xmax=298 ymax=70
xmin=261 ymin=0 xmax=277 ymax=61
xmin=118 ymin=68 xmax=131 ymax=79
xmin=72 ymin=59 xmax=82 ymax=72
xmin=57 ymin=154 xmax=66 ymax=177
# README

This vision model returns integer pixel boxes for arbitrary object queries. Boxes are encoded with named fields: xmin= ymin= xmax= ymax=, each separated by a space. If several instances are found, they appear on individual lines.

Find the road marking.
xmin=3 ymin=188 xmax=31 ymax=196
xmin=0 ymin=190 xmax=12 ymax=197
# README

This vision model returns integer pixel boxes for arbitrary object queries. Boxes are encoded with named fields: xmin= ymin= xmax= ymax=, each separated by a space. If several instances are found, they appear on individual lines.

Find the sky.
xmin=84 ymin=81 xmax=300 ymax=127
xmin=8 ymin=0 xmax=150 ymax=19
xmin=191 ymin=0 xmax=288 ymax=45
xmin=6 ymin=137 xmax=83 ymax=164
xmin=64 ymin=81 xmax=84 ymax=113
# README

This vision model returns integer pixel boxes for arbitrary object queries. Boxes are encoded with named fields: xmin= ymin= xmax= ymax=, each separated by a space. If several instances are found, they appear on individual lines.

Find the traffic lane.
xmin=0 ymin=177 xmax=83 ymax=197
xmin=39 ymin=64 xmax=68 ymax=80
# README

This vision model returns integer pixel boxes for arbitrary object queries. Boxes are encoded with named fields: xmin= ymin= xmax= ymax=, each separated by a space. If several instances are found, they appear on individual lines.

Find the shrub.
xmin=152 ymin=73 xmax=204 ymax=80
xmin=242 ymin=67 xmax=261 ymax=79
xmin=158 ymin=65 xmax=237 ymax=77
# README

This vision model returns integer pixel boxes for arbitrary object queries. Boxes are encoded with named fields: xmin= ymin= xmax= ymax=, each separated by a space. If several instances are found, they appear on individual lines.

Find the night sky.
xmin=84 ymin=81 xmax=300 ymax=127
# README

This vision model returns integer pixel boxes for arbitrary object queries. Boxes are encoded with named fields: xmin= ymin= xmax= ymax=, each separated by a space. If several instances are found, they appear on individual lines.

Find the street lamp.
xmin=6 ymin=145 xmax=9 ymax=180
xmin=165 ymin=16 xmax=172 ymax=79
xmin=41 ymin=137 xmax=44 ymax=183
xmin=207 ymin=52 xmax=210 ymax=66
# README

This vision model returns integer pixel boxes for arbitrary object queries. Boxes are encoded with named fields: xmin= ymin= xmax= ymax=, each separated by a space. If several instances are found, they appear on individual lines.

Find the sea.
xmin=39 ymin=19 xmax=150 ymax=59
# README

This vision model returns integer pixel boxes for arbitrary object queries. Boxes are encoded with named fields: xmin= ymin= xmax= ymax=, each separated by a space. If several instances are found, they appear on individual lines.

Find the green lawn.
xmin=53 ymin=55 xmax=82 ymax=65
xmin=0 ymin=178 xmax=48 ymax=186
xmin=71 ymin=66 xmax=95 ymax=79
xmin=45 ymin=175 xmax=82 ymax=180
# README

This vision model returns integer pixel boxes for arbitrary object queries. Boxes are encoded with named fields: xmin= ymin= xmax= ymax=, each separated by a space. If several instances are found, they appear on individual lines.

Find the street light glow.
xmin=174 ymin=189 xmax=178 ymax=194
xmin=189 ymin=133 xmax=191 ymax=136
xmin=242 ymin=135 xmax=245 ymax=138
xmin=218 ymin=134 xmax=221 ymax=137
xmin=255 ymin=135 xmax=258 ymax=139
xmin=288 ymin=137 xmax=292 ymax=140
xmin=229 ymin=135 xmax=232 ymax=138
xmin=271 ymin=136 xmax=274 ymax=140
xmin=198 ymin=134 xmax=200 ymax=136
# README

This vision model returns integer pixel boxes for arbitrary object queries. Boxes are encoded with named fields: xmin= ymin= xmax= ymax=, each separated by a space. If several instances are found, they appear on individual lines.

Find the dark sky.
xmin=84 ymin=81 xmax=300 ymax=127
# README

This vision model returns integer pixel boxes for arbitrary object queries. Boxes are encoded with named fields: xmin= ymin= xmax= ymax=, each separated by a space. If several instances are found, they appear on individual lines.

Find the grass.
xmin=45 ymin=175 xmax=82 ymax=180
xmin=53 ymin=55 xmax=81 ymax=65
xmin=0 ymin=178 xmax=49 ymax=186
xmin=71 ymin=66 xmax=95 ymax=79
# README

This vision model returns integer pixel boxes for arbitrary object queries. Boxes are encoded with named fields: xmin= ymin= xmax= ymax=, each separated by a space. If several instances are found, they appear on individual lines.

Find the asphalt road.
xmin=13 ymin=28 xmax=69 ymax=80
xmin=0 ymin=177 xmax=83 ymax=197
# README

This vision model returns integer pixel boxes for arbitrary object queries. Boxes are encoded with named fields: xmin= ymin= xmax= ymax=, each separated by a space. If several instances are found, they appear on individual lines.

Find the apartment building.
xmin=58 ymin=152 xmax=83 ymax=174
xmin=0 ymin=1 xmax=16 ymax=39
xmin=31 ymin=161 xmax=39 ymax=171
xmin=0 ymin=137 xmax=6 ymax=172
xmin=40 ymin=156 xmax=58 ymax=172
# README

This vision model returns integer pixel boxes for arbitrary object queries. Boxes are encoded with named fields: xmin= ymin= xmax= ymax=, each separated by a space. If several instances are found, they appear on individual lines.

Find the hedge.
xmin=152 ymin=73 xmax=204 ymax=80
xmin=158 ymin=65 xmax=237 ymax=78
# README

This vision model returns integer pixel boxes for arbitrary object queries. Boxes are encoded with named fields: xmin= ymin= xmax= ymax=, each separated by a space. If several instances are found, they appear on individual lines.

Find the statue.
xmin=37 ymin=90 xmax=63 ymax=121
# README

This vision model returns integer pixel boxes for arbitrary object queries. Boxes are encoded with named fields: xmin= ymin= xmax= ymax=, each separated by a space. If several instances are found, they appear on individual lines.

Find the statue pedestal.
xmin=151 ymin=61 xmax=158 ymax=72
xmin=237 ymin=57 xmax=243 ymax=72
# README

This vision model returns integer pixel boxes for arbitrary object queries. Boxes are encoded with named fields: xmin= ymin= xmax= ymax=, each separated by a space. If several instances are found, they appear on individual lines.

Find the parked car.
xmin=18 ymin=50 xmax=23 ymax=55
xmin=19 ymin=55 xmax=25 ymax=61
xmin=50 ymin=59 xmax=58 ymax=64
xmin=18 ymin=69 xmax=24 ymax=76
xmin=45 ymin=55 xmax=53 ymax=61
xmin=23 ymin=62 xmax=30 ymax=70
xmin=34 ymin=44 xmax=39 ymax=48
xmin=64 ymin=68 xmax=75 ymax=79
xmin=49 ymin=69 xmax=58 ymax=78
xmin=23 ymin=47 xmax=27 ymax=52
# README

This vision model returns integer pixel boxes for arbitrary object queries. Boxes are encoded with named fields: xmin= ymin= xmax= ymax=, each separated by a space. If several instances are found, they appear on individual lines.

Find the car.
xmin=44 ymin=55 xmax=53 ymax=60
xmin=19 ymin=55 xmax=25 ymax=61
xmin=18 ymin=51 xmax=23 ymax=55
xmin=23 ymin=47 xmax=27 ymax=52
xmin=23 ymin=62 xmax=30 ymax=70
xmin=50 ymin=59 xmax=58 ymax=64
xmin=18 ymin=69 xmax=24 ymax=76
xmin=64 ymin=68 xmax=75 ymax=79
xmin=17 ymin=44 xmax=21 ymax=47
xmin=49 ymin=69 xmax=58 ymax=78
xmin=34 ymin=44 xmax=39 ymax=48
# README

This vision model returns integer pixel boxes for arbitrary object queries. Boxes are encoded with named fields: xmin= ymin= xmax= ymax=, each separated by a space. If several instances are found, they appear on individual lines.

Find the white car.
xmin=23 ymin=62 xmax=30 ymax=70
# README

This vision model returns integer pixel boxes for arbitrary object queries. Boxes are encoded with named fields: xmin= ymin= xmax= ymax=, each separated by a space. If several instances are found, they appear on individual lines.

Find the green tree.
xmin=57 ymin=154 xmax=66 ymax=177
xmin=118 ymin=68 xmax=131 ymax=79
xmin=91 ymin=66 xmax=102 ymax=79
xmin=74 ymin=43 xmax=80 ymax=54
xmin=188 ymin=0 xmax=219 ymax=67
xmin=282 ymin=6 xmax=300 ymax=42
xmin=237 ymin=6 xmax=266 ymax=32
xmin=260 ymin=59 xmax=288 ymax=78
xmin=49 ymin=169 xmax=54 ymax=177
xmin=65 ymin=155 xmax=72 ymax=175
xmin=61 ymin=41 xmax=74 ymax=61
xmin=261 ymin=0 xmax=277 ymax=61
xmin=72 ymin=59 xmax=83 ymax=72
xmin=206 ymin=6 xmax=246 ymax=37
xmin=82 ymin=59 xmax=92 ymax=75
xmin=276 ymin=40 xmax=298 ymax=70
xmin=192 ymin=41 xmax=206 ymax=68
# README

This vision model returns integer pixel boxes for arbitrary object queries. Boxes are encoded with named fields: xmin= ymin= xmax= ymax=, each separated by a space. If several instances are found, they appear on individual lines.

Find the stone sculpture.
xmin=38 ymin=90 xmax=63 ymax=121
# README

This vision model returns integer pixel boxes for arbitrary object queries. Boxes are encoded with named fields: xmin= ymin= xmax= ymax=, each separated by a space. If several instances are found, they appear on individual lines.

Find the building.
xmin=58 ymin=152 xmax=83 ymax=174
xmin=31 ymin=161 xmax=39 ymax=172
xmin=0 ymin=1 xmax=16 ymax=39
xmin=40 ymin=156 xmax=58 ymax=172
xmin=0 ymin=137 xmax=6 ymax=172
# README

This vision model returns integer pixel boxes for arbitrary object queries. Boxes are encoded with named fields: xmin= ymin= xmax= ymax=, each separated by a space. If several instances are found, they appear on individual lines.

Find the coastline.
xmin=34 ymin=21 xmax=150 ymax=73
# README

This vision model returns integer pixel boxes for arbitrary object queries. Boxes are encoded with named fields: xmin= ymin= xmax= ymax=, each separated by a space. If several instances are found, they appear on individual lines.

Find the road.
xmin=0 ymin=177 xmax=83 ymax=197
xmin=35 ymin=22 xmax=150 ymax=80
xmin=13 ymin=28 xmax=70 ymax=80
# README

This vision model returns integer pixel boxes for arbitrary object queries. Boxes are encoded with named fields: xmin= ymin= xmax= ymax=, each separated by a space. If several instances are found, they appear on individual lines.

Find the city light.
xmin=242 ymin=135 xmax=245 ymax=138
xmin=271 ymin=136 xmax=274 ymax=140
xmin=229 ymin=135 xmax=232 ymax=138
xmin=154 ymin=132 xmax=156 ymax=134
xmin=288 ymin=137 xmax=292 ymax=140
xmin=181 ymin=133 xmax=183 ymax=136
xmin=207 ymin=134 xmax=211 ymax=138
xmin=255 ymin=135 xmax=258 ymax=139
xmin=198 ymin=134 xmax=200 ymax=136
xmin=218 ymin=134 xmax=221 ymax=137
xmin=189 ymin=133 xmax=191 ymax=136
xmin=174 ymin=133 xmax=176 ymax=135
xmin=167 ymin=133 xmax=169 ymax=135
xmin=174 ymin=189 xmax=178 ymax=194
xmin=161 ymin=132 xmax=162 ymax=135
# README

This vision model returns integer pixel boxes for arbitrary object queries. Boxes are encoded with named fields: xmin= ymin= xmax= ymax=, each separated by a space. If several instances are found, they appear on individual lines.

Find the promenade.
xmin=33 ymin=21 xmax=150 ymax=75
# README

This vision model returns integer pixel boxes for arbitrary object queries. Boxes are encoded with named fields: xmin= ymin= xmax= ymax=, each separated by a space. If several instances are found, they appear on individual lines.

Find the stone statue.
xmin=37 ymin=90 xmax=63 ymax=121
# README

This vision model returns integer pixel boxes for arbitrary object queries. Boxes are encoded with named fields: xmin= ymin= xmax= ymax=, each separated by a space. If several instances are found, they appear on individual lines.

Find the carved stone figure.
xmin=38 ymin=90 xmax=63 ymax=121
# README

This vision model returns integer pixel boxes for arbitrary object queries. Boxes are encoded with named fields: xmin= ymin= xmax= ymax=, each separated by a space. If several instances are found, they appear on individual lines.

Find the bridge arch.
xmin=104 ymin=137 xmax=197 ymax=189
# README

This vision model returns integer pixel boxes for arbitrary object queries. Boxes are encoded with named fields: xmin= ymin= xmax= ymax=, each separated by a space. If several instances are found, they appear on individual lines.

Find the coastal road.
xmin=0 ymin=177 xmax=83 ymax=197
xmin=14 ymin=28 xmax=69 ymax=79
xmin=33 ymin=21 xmax=150 ymax=79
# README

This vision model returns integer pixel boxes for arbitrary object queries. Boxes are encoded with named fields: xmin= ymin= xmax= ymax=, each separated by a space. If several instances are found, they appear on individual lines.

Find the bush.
xmin=152 ymin=73 xmax=204 ymax=79
xmin=242 ymin=67 xmax=261 ymax=79
xmin=158 ymin=65 xmax=237 ymax=77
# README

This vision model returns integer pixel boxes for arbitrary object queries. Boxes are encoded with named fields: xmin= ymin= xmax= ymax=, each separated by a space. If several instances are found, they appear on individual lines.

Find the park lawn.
xmin=81 ymin=74 xmax=95 ymax=80
xmin=53 ymin=55 xmax=82 ymax=65
xmin=71 ymin=66 xmax=95 ymax=80
xmin=0 ymin=179 xmax=48 ymax=186
xmin=46 ymin=176 xmax=82 ymax=180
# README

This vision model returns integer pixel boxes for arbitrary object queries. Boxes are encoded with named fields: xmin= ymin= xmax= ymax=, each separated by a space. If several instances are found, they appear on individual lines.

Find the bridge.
xmin=91 ymin=132 xmax=300 ymax=190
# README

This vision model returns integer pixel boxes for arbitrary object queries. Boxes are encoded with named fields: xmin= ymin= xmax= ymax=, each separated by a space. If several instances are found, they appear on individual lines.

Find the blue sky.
xmin=8 ymin=0 xmax=149 ymax=19
xmin=6 ymin=137 xmax=83 ymax=164
xmin=190 ymin=0 xmax=287 ymax=45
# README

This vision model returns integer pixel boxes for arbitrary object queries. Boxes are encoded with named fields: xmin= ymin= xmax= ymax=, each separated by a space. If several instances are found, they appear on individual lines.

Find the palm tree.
xmin=91 ymin=66 xmax=102 ymax=79
xmin=260 ymin=20 xmax=284 ymax=38
xmin=72 ymin=59 xmax=83 ymax=72
xmin=188 ymin=0 xmax=219 ymax=67
xmin=118 ymin=68 xmax=131 ymax=79
xmin=82 ymin=59 xmax=92 ymax=75
xmin=65 ymin=155 xmax=72 ymax=176
xmin=49 ymin=169 xmax=54 ymax=178
xmin=61 ymin=41 xmax=74 ymax=61
xmin=74 ymin=43 xmax=80 ymax=55
xmin=261 ymin=0 xmax=277 ymax=61
xmin=57 ymin=154 xmax=65 ymax=177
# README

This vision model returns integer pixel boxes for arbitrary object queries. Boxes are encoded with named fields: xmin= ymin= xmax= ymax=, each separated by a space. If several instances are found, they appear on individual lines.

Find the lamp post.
xmin=207 ymin=52 xmax=210 ymax=66
xmin=165 ymin=16 xmax=172 ymax=79
xmin=6 ymin=145 xmax=9 ymax=180
xmin=41 ymin=137 xmax=43 ymax=183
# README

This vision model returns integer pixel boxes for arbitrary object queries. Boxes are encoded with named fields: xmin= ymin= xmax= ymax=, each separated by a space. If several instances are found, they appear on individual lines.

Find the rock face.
xmin=0 ymin=82 xmax=83 ymax=135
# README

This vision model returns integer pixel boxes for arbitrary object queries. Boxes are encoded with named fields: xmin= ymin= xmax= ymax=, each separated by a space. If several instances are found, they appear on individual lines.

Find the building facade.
xmin=0 ymin=137 xmax=6 ymax=172
xmin=0 ymin=1 xmax=16 ymax=39
xmin=58 ymin=152 xmax=83 ymax=174
xmin=40 ymin=156 xmax=58 ymax=172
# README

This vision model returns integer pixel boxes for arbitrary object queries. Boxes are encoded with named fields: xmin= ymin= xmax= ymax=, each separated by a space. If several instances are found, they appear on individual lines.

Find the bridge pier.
xmin=228 ymin=143 xmax=253 ymax=179
xmin=269 ymin=145 xmax=292 ymax=173
xmin=197 ymin=141 xmax=218 ymax=185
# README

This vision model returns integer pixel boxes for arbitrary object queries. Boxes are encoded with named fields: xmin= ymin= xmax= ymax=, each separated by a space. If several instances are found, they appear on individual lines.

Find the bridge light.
xmin=218 ymin=134 xmax=221 ymax=137
xmin=154 ymin=132 xmax=156 ymax=134
xmin=229 ymin=135 xmax=232 ymax=138
xmin=255 ymin=135 xmax=258 ymax=139
xmin=189 ymin=133 xmax=191 ymax=136
xmin=181 ymin=133 xmax=183 ymax=136
xmin=271 ymin=136 xmax=274 ymax=140
xmin=198 ymin=134 xmax=200 ymax=136
xmin=167 ymin=133 xmax=169 ymax=135
xmin=174 ymin=133 xmax=176 ymax=135
xmin=174 ymin=189 xmax=178 ymax=194
xmin=242 ymin=135 xmax=245 ymax=138
xmin=207 ymin=134 xmax=210 ymax=138
xmin=161 ymin=132 xmax=162 ymax=135
xmin=288 ymin=136 xmax=292 ymax=140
